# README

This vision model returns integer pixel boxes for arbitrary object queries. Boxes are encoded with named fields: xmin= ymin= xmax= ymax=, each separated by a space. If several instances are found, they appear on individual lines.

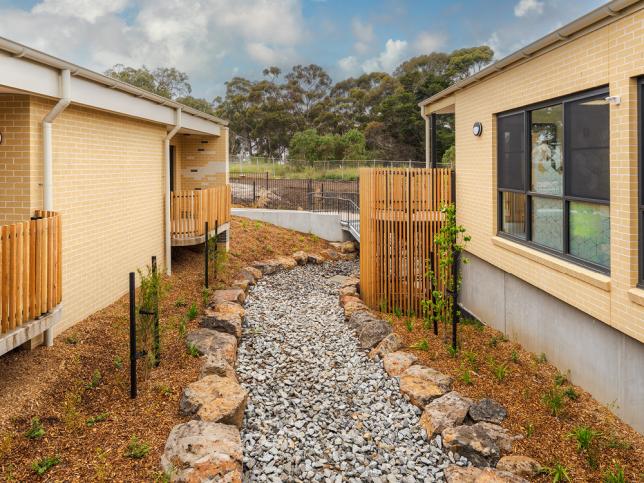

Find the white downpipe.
xmin=43 ymin=69 xmax=71 ymax=212
xmin=420 ymin=110 xmax=430 ymax=168
xmin=42 ymin=69 xmax=70 ymax=347
xmin=165 ymin=108 xmax=182 ymax=275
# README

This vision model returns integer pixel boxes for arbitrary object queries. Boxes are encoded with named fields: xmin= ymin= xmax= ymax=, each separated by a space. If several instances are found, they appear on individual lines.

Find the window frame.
xmin=496 ymin=86 xmax=610 ymax=274
xmin=639 ymin=77 xmax=644 ymax=287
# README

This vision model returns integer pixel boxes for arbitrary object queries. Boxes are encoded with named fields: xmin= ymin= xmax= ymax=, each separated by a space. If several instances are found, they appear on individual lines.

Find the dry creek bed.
xmin=237 ymin=260 xmax=464 ymax=482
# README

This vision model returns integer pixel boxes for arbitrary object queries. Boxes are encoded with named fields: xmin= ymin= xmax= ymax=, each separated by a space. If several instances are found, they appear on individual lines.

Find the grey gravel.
xmin=238 ymin=261 xmax=460 ymax=482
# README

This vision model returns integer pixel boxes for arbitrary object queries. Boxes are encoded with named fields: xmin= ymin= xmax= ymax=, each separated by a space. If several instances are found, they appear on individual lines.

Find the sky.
xmin=0 ymin=0 xmax=606 ymax=100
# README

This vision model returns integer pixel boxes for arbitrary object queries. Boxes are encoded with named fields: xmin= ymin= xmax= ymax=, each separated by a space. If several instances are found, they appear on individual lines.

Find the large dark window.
xmin=497 ymin=87 xmax=610 ymax=272
xmin=639 ymin=78 xmax=644 ymax=286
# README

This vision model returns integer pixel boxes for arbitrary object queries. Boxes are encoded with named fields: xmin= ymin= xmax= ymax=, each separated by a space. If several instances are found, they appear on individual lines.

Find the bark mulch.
xmin=0 ymin=216 xmax=330 ymax=482
xmin=386 ymin=314 xmax=644 ymax=482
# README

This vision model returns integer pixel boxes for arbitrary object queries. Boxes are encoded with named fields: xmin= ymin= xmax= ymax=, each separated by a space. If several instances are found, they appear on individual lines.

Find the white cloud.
xmin=361 ymin=38 xmax=407 ymax=73
xmin=246 ymin=42 xmax=293 ymax=65
xmin=32 ymin=0 xmax=128 ymax=22
xmin=338 ymin=55 xmax=359 ymax=74
xmin=413 ymin=31 xmax=446 ymax=54
xmin=514 ymin=0 xmax=544 ymax=17
xmin=351 ymin=18 xmax=375 ymax=54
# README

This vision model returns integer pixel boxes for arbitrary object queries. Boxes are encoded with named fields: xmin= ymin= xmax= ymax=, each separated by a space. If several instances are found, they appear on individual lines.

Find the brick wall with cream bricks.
xmin=29 ymin=97 xmax=167 ymax=334
xmin=0 ymin=94 xmax=31 ymax=224
xmin=175 ymin=128 xmax=228 ymax=191
xmin=423 ymin=7 xmax=644 ymax=343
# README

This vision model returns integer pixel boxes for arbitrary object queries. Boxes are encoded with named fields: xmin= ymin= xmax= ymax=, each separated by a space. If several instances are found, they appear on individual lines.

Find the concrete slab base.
xmin=0 ymin=304 xmax=63 ymax=356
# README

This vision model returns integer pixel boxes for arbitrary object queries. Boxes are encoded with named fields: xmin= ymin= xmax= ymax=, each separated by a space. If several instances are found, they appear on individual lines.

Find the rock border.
xmin=160 ymin=245 xmax=357 ymax=481
xmin=337 ymin=283 xmax=542 ymax=483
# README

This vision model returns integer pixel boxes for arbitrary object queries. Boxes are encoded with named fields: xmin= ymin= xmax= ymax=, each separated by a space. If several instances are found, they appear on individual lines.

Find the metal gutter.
xmin=418 ymin=0 xmax=643 ymax=109
xmin=0 ymin=36 xmax=228 ymax=127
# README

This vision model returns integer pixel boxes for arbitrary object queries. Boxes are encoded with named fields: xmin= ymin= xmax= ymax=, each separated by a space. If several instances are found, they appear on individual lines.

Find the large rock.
xmin=331 ymin=241 xmax=357 ymax=253
xmin=241 ymin=266 xmax=262 ymax=281
xmin=320 ymin=248 xmax=341 ymax=260
xmin=383 ymin=351 xmax=418 ymax=377
xmin=276 ymin=256 xmax=297 ymax=270
xmin=496 ymin=456 xmax=542 ymax=478
xmin=180 ymin=375 xmax=248 ymax=428
xmin=442 ymin=422 xmax=517 ymax=467
xmin=201 ymin=308 xmax=242 ymax=340
xmin=252 ymin=259 xmax=280 ymax=275
xmin=339 ymin=285 xmax=358 ymax=297
xmin=210 ymin=288 xmax=245 ymax=305
xmin=186 ymin=329 xmax=238 ymax=365
xmin=231 ymin=277 xmax=250 ymax=292
xmin=200 ymin=353 xmax=237 ymax=380
xmin=347 ymin=311 xmax=375 ymax=330
xmin=161 ymin=420 xmax=243 ymax=482
xmin=209 ymin=301 xmax=245 ymax=319
xmin=347 ymin=311 xmax=392 ymax=349
xmin=445 ymin=465 xmax=528 ymax=483
xmin=420 ymin=391 xmax=473 ymax=439
xmin=307 ymin=253 xmax=325 ymax=265
xmin=469 ymin=398 xmax=507 ymax=424
xmin=368 ymin=333 xmax=403 ymax=360
xmin=399 ymin=365 xmax=453 ymax=407
xmin=292 ymin=251 xmax=308 ymax=265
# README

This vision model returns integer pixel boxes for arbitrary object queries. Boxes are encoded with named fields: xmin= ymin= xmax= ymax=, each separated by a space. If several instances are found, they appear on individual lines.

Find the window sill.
xmin=628 ymin=288 xmax=644 ymax=307
xmin=491 ymin=236 xmax=611 ymax=291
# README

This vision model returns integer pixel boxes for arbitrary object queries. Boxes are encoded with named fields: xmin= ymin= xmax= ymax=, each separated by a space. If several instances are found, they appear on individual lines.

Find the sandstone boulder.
xmin=241 ymin=266 xmax=262 ymax=281
xmin=419 ymin=391 xmax=473 ymax=439
xmin=469 ymin=398 xmax=507 ymax=424
xmin=442 ymin=422 xmax=517 ymax=467
xmin=276 ymin=256 xmax=297 ymax=270
xmin=186 ymin=329 xmax=238 ymax=365
xmin=231 ymin=277 xmax=250 ymax=292
xmin=399 ymin=365 xmax=453 ymax=407
xmin=210 ymin=288 xmax=245 ymax=305
xmin=180 ymin=375 xmax=248 ymax=428
xmin=252 ymin=259 xmax=280 ymax=275
xmin=320 ymin=248 xmax=341 ymax=260
xmin=307 ymin=253 xmax=325 ymax=265
xmin=200 ymin=353 xmax=237 ymax=380
xmin=292 ymin=251 xmax=308 ymax=265
xmin=201 ymin=308 xmax=242 ymax=340
xmin=496 ymin=455 xmax=542 ymax=478
xmin=161 ymin=420 xmax=243 ymax=482
xmin=347 ymin=311 xmax=391 ymax=349
xmin=331 ymin=241 xmax=356 ymax=253
xmin=209 ymin=301 xmax=245 ymax=319
xmin=445 ymin=465 xmax=528 ymax=483
xmin=368 ymin=333 xmax=403 ymax=360
xmin=383 ymin=351 xmax=418 ymax=377
xmin=340 ymin=285 xmax=358 ymax=297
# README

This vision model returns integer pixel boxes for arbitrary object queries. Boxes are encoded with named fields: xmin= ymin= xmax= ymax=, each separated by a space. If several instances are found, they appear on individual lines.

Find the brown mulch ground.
xmin=385 ymin=314 xmax=644 ymax=482
xmin=0 ymin=216 xmax=330 ymax=482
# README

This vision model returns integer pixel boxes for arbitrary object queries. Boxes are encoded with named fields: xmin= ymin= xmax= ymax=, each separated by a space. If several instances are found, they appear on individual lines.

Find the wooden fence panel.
xmin=170 ymin=186 xmax=232 ymax=241
xmin=359 ymin=168 xmax=452 ymax=316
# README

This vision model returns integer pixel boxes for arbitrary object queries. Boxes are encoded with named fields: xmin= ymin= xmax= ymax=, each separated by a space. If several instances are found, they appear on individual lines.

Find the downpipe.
xmin=165 ymin=108 xmax=182 ymax=275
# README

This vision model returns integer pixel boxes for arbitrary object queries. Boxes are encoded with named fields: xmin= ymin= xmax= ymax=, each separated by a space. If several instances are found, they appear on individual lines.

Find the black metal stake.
xmin=129 ymin=272 xmax=137 ymax=399
xmin=213 ymin=221 xmax=219 ymax=277
xmin=204 ymin=221 xmax=209 ymax=289
xmin=152 ymin=256 xmax=160 ymax=367
xmin=451 ymin=250 xmax=460 ymax=350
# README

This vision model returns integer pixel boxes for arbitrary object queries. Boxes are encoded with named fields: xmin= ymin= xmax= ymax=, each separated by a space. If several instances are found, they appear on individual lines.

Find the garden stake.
xmin=129 ymin=271 xmax=137 ymax=399
xmin=152 ymin=256 xmax=160 ymax=367
xmin=204 ymin=221 xmax=209 ymax=289
xmin=451 ymin=250 xmax=460 ymax=350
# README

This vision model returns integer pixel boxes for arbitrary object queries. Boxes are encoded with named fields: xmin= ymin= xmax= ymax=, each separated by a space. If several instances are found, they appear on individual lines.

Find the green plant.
xmin=460 ymin=367 xmax=473 ymax=385
xmin=460 ymin=316 xmax=484 ymax=331
xmin=253 ymin=221 xmax=262 ymax=230
xmin=524 ymin=423 xmax=535 ymax=438
xmin=125 ymin=436 xmax=150 ymax=459
xmin=25 ymin=418 xmax=45 ymax=440
xmin=489 ymin=359 xmax=509 ymax=382
xmin=542 ymin=387 xmax=566 ymax=417
xmin=405 ymin=318 xmax=414 ymax=332
xmin=554 ymin=371 xmax=568 ymax=386
xmin=410 ymin=339 xmax=429 ymax=351
xmin=155 ymin=384 xmax=173 ymax=397
xmin=563 ymin=387 xmax=579 ymax=401
xmin=113 ymin=356 xmax=123 ymax=369
xmin=462 ymin=350 xmax=478 ymax=369
xmin=488 ymin=336 xmax=499 ymax=348
xmin=201 ymin=287 xmax=211 ymax=307
xmin=174 ymin=298 xmax=187 ymax=308
xmin=187 ymin=303 xmax=198 ymax=321
xmin=31 ymin=455 xmax=61 ymax=476
xmin=446 ymin=345 xmax=459 ymax=358
xmin=568 ymin=426 xmax=600 ymax=453
xmin=605 ymin=435 xmax=632 ymax=450
xmin=85 ymin=369 xmax=102 ymax=389
xmin=392 ymin=306 xmax=403 ymax=317
xmin=137 ymin=263 xmax=167 ymax=370
xmin=544 ymin=463 xmax=571 ymax=482
xmin=178 ymin=317 xmax=187 ymax=338
xmin=603 ymin=461 xmax=626 ymax=483
xmin=62 ymin=390 xmax=84 ymax=431
xmin=536 ymin=352 xmax=548 ymax=363
xmin=86 ymin=413 xmax=109 ymax=427
xmin=378 ymin=299 xmax=388 ymax=313
xmin=64 ymin=335 xmax=78 ymax=345
xmin=186 ymin=343 xmax=200 ymax=357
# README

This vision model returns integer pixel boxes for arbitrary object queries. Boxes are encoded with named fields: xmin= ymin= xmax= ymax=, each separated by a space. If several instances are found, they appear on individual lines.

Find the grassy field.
xmin=230 ymin=161 xmax=360 ymax=180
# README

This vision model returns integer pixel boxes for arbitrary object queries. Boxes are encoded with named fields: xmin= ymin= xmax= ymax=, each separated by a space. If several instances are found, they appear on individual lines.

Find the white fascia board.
xmin=0 ymin=51 xmax=59 ymax=97
xmin=181 ymin=114 xmax=221 ymax=136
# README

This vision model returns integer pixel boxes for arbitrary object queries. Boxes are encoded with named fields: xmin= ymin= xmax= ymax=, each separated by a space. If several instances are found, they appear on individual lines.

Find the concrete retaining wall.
xmin=461 ymin=252 xmax=644 ymax=434
xmin=232 ymin=208 xmax=350 ymax=242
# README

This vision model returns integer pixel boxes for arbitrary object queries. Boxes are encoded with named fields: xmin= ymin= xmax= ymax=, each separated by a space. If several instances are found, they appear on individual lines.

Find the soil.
xmin=385 ymin=313 xmax=644 ymax=482
xmin=0 ymin=216 xmax=330 ymax=482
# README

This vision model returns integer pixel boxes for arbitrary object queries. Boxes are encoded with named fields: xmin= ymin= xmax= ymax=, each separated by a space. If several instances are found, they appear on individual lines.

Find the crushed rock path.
xmin=237 ymin=261 xmax=458 ymax=483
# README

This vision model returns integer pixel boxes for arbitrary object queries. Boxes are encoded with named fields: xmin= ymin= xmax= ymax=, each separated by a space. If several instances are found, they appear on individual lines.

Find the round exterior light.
xmin=0 ymin=131 xmax=3 ymax=144
xmin=472 ymin=122 xmax=483 ymax=137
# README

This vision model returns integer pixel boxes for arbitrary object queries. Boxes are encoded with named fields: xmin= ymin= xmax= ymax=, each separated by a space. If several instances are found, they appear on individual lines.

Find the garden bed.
xmin=385 ymin=313 xmax=644 ymax=482
xmin=0 ymin=217 xmax=330 ymax=481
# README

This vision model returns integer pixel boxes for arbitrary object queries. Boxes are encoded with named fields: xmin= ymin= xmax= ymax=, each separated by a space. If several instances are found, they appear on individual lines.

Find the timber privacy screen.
xmin=359 ymin=168 xmax=453 ymax=316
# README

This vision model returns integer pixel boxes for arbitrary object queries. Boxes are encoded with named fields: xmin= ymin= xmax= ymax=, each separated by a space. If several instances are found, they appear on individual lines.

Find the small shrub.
xmin=488 ymin=336 xmax=499 ymax=348
xmin=606 ymin=435 xmax=632 ymax=450
xmin=25 ymin=418 xmax=45 ymax=440
xmin=568 ymin=426 xmax=600 ymax=453
xmin=113 ymin=356 xmax=123 ymax=369
xmin=410 ymin=339 xmax=429 ymax=351
xmin=85 ymin=369 xmax=102 ymax=389
xmin=564 ymin=387 xmax=579 ymax=401
xmin=544 ymin=462 xmax=571 ymax=482
xmin=31 ymin=455 xmax=61 ymax=476
xmin=155 ymin=384 xmax=173 ymax=397
xmin=510 ymin=350 xmax=519 ymax=363
xmin=446 ymin=345 xmax=459 ymax=358
xmin=405 ymin=319 xmax=414 ymax=332
xmin=186 ymin=343 xmax=200 ymax=357
xmin=187 ymin=303 xmax=198 ymax=321
xmin=125 ymin=436 xmax=150 ymax=459
xmin=201 ymin=287 xmax=211 ymax=307
xmin=253 ymin=221 xmax=262 ymax=230
xmin=460 ymin=316 xmax=484 ymax=331
xmin=62 ymin=390 xmax=84 ymax=431
xmin=490 ymin=360 xmax=509 ymax=382
xmin=174 ymin=298 xmax=187 ymax=308
xmin=536 ymin=352 xmax=548 ymax=363
xmin=460 ymin=368 xmax=473 ymax=385
xmin=524 ymin=422 xmax=535 ymax=438
xmin=603 ymin=461 xmax=626 ymax=483
xmin=86 ymin=413 xmax=109 ymax=427
xmin=392 ymin=306 xmax=403 ymax=317
xmin=462 ymin=350 xmax=478 ymax=369
xmin=64 ymin=335 xmax=78 ymax=345
xmin=378 ymin=299 xmax=387 ymax=312
xmin=542 ymin=387 xmax=566 ymax=417
xmin=554 ymin=371 xmax=568 ymax=386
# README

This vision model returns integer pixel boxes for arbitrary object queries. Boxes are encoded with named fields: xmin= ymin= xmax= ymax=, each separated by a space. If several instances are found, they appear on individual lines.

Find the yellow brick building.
xmin=0 ymin=37 xmax=229 ymax=354
xmin=421 ymin=0 xmax=644 ymax=432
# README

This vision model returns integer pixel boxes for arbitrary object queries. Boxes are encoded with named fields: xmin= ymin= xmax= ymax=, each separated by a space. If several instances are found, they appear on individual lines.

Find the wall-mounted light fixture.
xmin=0 ymin=131 xmax=3 ymax=144
xmin=605 ymin=96 xmax=621 ymax=105
xmin=472 ymin=122 xmax=483 ymax=137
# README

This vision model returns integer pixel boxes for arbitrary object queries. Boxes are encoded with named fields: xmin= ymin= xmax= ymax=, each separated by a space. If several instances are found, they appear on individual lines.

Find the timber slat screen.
xmin=170 ymin=185 xmax=232 ymax=240
xmin=0 ymin=211 xmax=62 ymax=335
xmin=360 ymin=168 xmax=452 ymax=316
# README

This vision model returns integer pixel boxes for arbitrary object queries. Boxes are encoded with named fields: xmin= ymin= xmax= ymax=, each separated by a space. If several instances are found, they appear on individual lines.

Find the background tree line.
xmin=106 ymin=46 xmax=493 ymax=164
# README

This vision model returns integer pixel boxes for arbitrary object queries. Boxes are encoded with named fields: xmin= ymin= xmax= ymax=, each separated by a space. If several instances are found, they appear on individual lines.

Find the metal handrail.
xmin=308 ymin=192 xmax=360 ymax=241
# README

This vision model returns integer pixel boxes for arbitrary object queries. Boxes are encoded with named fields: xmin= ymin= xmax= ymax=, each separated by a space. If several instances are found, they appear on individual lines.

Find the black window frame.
xmin=497 ymin=86 xmax=611 ymax=274
xmin=639 ymin=77 xmax=644 ymax=287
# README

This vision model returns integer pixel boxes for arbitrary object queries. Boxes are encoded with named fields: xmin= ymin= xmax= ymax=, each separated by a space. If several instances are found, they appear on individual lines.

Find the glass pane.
xmin=498 ymin=113 xmax=525 ymax=190
xmin=567 ymin=97 xmax=610 ymax=200
xmin=569 ymin=201 xmax=610 ymax=268
xmin=531 ymin=197 xmax=563 ymax=251
xmin=531 ymin=105 xmax=563 ymax=195
xmin=501 ymin=192 xmax=526 ymax=237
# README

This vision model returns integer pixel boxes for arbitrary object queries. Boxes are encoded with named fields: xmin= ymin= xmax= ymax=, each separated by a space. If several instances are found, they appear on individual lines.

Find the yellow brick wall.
xmin=424 ymin=7 xmax=644 ymax=343
xmin=176 ymin=128 xmax=228 ymax=190
xmin=0 ymin=94 xmax=31 ymax=224
xmin=29 ymin=98 xmax=167 ymax=334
